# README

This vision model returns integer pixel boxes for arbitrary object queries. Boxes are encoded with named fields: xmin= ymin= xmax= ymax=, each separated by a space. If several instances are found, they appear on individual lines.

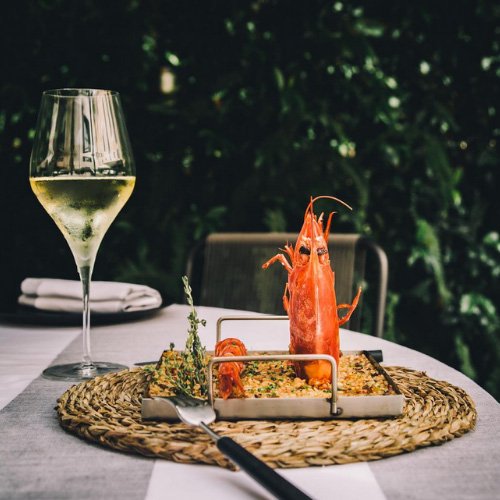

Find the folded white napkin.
xmin=18 ymin=278 xmax=162 ymax=314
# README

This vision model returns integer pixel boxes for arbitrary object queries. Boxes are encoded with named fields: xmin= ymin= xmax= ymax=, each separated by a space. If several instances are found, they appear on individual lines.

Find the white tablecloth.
xmin=1 ymin=304 xmax=499 ymax=500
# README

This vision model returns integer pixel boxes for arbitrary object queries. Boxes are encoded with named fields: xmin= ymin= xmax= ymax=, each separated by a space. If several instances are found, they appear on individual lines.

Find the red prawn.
xmin=215 ymin=338 xmax=248 ymax=399
xmin=262 ymin=196 xmax=361 ymax=387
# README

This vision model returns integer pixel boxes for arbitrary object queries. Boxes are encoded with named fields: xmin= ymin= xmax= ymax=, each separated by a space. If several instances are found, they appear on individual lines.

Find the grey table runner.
xmin=0 ymin=333 xmax=155 ymax=500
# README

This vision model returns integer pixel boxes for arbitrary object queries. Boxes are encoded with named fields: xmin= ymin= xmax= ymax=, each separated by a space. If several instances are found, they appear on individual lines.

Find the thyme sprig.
xmin=161 ymin=276 xmax=208 ymax=397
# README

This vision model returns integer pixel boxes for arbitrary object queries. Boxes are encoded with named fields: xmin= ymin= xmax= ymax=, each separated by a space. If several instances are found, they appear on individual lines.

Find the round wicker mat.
xmin=57 ymin=367 xmax=476 ymax=469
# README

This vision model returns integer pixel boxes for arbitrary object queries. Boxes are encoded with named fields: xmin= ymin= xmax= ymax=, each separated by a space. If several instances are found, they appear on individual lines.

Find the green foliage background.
xmin=1 ymin=1 xmax=499 ymax=399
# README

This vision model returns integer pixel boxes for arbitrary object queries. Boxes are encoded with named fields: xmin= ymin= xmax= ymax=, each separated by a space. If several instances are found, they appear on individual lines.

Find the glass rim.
xmin=42 ymin=88 xmax=119 ymax=98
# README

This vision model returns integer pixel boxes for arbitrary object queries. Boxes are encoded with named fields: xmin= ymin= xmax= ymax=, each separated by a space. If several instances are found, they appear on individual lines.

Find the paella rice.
xmin=147 ymin=351 xmax=396 ymax=399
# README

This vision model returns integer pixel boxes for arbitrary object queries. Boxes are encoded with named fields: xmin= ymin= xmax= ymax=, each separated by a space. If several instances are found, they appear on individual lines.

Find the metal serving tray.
xmin=141 ymin=316 xmax=405 ymax=421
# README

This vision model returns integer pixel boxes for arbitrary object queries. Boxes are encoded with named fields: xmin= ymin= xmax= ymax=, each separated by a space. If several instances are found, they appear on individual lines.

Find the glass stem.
xmin=80 ymin=264 xmax=94 ymax=369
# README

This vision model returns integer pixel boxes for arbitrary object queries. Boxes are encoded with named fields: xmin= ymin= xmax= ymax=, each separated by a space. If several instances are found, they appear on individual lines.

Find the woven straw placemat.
xmin=57 ymin=366 xmax=476 ymax=469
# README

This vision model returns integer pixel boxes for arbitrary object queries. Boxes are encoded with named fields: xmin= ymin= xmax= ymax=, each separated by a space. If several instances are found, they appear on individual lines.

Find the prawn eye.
xmin=299 ymin=246 xmax=311 ymax=255
xmin=317 ymin=247 xmax=327 ymax=255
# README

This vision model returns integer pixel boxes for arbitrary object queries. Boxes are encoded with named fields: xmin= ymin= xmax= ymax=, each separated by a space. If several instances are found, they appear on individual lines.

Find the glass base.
xmin=42 ymin=362 xmax=128 ymax=381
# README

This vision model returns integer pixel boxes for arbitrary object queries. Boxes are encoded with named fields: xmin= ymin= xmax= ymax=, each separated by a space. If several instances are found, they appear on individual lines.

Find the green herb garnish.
xmin=161 ymin=276 xmax=208 ymax=397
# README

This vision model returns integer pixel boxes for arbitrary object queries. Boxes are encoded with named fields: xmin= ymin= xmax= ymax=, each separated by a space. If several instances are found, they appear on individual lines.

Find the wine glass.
xmin=30 ymin=88 xmax=136 ymax=381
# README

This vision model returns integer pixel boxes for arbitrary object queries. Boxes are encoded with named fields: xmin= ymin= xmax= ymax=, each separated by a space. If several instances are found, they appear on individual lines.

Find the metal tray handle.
xmin=216 ymin=315 xmax=288 ymax=343
xmin=207 ymin=353 xmax=338 ymax=415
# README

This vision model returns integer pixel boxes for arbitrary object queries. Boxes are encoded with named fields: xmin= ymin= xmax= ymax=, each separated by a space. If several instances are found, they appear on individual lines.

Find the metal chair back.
xmin=186 ymin=233 xmax=387 ymax=337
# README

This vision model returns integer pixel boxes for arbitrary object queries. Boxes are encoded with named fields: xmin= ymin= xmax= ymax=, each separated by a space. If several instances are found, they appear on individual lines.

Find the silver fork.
xmin=153 ymin=394 xmax=314 ymax=500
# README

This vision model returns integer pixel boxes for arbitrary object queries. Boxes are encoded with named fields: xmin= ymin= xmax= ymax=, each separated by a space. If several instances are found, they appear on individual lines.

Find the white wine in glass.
xmin=30 ymin=88 xmax=136 ymax=381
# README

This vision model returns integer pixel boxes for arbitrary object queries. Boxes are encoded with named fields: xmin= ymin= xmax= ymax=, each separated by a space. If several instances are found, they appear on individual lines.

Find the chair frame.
xmin=356 ymin=237 xmax=388 ymax=338
xmin=185 ymin=234 xmax=388 ymax=338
